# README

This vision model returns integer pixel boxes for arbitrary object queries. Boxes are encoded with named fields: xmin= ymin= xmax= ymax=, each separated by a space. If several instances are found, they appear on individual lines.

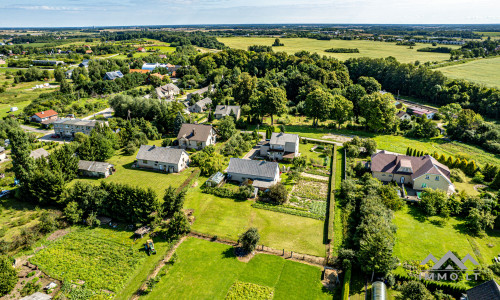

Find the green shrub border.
xmin=176 ymin=169 xmax=201 ymax=193
xmin=251 ymin=202 xmax=325 ymax=220
xmin=341 ymin=267 xmax=351 ymax=300
xmin=327 ymin=145 xmax=336 ymax=241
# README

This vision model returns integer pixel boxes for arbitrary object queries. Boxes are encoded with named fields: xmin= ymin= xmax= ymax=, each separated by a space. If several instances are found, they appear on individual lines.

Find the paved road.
xmin=20 ymin=125 xmax=53 ymax=135
xmin=82 ymin=107 xmax=114 ymax=120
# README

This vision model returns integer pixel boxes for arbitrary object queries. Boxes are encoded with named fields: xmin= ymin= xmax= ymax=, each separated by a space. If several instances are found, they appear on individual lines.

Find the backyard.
xmin=142 ymin=237 xmax=332 ymax=300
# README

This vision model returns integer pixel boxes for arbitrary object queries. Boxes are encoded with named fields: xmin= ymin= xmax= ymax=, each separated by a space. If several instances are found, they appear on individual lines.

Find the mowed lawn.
xmin=142 ymin=238 xmax=332 ymax=300
xmin=218 ymin=37 xmax=460 ymax=63
xmin=436 ymin=57 xmax=500 ymax=88
xmin=185 ymin=177 xmax=326 ymax=256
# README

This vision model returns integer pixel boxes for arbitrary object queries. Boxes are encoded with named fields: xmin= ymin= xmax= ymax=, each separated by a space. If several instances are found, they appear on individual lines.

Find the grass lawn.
xmin=218 ymin=37 xmax=460 ymax=63
xmin=145 ymin=45 xmax=176 ymax=53
xmin=142 ymin=237 xmax=332 ymax=300
xmin=184 ymin=176 xmax=326 ymax=256
xmin=31 ymin=226 xmax=174 ymax=298
xmin=435 ymin=56 xmax=500 ymax=88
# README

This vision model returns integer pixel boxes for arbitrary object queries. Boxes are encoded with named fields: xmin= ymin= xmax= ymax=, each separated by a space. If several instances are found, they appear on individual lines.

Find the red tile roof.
xmin=34 ymin=110 xmax=58 ymax=119
xmin=130 ymin=69 xmax=150 ymax=74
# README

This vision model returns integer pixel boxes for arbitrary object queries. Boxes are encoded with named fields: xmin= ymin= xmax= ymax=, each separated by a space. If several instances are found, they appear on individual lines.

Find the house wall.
xmin=215 ymin=113 xmax=223 ymax=119
xmin=284 ymin=141 xmax=298 ymax=154
xmin=228 ymin=166 xmax=279 ymax=183
xmin=137 ymin=152 xmax=189 ymax=173
xmin=413 ymin=174 xmax=452 ymax=192
xmin=372 ymin=171 xmax=411 ymax=184
xmin=0 ymin=152 xmax=6 ymax=161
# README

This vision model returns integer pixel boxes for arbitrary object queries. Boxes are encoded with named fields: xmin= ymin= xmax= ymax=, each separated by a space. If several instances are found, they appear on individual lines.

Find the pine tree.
xmin=406 ymin=148 xmax=411 ymax=156
xmin=438 ymin=154 xmax=446 ymax=163
xmin=173 ymin=112 xmax=185 ymax=135
xmin=432 ymin=151 xmax=438 ymax=159
xmin=490 ymin=171 xmax=500 ymax=190
xmin=460 ymin=159 xmax=468 ymax=171
xmin=446 ymin=156 xmax=454 ymax=167
xmin=454 ymin=157 xmax=462 ymax=169
xmin=465 ymin=160 xmax=477 ymax=176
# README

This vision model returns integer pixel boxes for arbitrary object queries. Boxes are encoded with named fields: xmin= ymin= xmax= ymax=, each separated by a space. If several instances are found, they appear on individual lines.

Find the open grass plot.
xmin=218 ymin=37 xmax=460 ymax=63
xmin=184 ymin=177 xmax=326 ymax=256
xmin=436 ymin=57 xmax=500 ymax=88
xmin=142 ymin=238 xmax=332 ymax=300
xmin=31 ymin=226 xmax=173 ymax=297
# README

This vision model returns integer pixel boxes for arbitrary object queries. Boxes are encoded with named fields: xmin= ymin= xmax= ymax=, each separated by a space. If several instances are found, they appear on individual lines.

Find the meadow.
xmin=218 ymin=37 xmax=460 ymax=63
xmin=142 ymin=237 xmax=332 ymax=300
xmin=435 ymin=56 xmax=500 ymax=88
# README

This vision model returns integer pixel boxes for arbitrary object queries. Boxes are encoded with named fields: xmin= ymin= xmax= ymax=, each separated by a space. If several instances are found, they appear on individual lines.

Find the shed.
xmin=134 ymin=226 xmax=150 ymax=238
xmin=372 ymin=281 xmax=387 ymax=300
xmin=205 ymin=172 xmax=225 ymax=187
xmin=30 ymin=148 xmax=49 ymax=159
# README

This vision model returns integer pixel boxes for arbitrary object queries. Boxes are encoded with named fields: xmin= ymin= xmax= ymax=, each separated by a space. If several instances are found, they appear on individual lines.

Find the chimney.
xmin=192 ymin=129 xmax=195 ymax=136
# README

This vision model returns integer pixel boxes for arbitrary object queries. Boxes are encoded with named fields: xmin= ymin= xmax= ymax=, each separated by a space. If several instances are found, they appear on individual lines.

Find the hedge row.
xmin=203 ymin=186 xmax=237 ymax=198
xmin=394 ymin=273 xmax=468 ymax=298
xmin=327 ymin=146 xmax=337 ymax=241
xmin=341 ymin=267 xmax=351 ymax=300
xmin=251 ymin=202 xmax=325 ymax=220
xmin=300 ymin=176 xmax=329 ymax=183
xmin=176 ymin=169 xmax=201 ymax=193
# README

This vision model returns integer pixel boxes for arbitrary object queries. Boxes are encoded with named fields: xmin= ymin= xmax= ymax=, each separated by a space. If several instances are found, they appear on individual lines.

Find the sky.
xmin=0 ymin=0 xmax=499 ymax=27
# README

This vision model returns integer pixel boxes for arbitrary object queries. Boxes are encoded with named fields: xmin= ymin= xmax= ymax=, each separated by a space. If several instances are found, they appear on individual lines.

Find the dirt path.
xmin=130 ymin=236 xmax=187 ymax=300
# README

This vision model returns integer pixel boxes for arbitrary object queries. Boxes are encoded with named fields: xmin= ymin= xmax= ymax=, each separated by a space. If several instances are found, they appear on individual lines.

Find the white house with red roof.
xmin=31 ymin=110 xmax=58 ymax=124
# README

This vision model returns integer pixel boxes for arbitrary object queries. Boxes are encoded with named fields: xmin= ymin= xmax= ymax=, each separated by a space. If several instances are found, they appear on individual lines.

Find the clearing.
xmin=435 ymin=56 xmax=500 ymax=88
xmin=142 ymin=237 xmax=332 ymax=300
xmin=218 ymin=37 xmax=460 ymax=63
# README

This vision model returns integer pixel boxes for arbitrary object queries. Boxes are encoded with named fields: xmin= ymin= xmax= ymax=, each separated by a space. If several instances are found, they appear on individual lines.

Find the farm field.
xmin=435 ymin=57 xmax=500 ymax=88
xmin=184 ymin=176 xmax=326 ymax=256
xmin=145 ymin=45 xmax=176 ymax=52
xmin=30 ymin=226 xmax=174 ymax=298
xmin=218 ymin=37 xmax=460 ymax=63
xmin=142 ymin=237 xmax=332 ymax=300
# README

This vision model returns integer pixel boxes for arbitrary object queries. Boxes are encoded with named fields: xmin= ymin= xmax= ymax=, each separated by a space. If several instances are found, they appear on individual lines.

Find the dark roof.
xmin=136 ymin=145 xmax=187 ymax=164
xmin=194 ymin=97 xmax=212 ymax=109
xmin=78 ymin=160 xmax=113 ymax=173
xmin=104 ymin=71 xmax=123 ymax=80
xmin=227 ymin=158 xmax=279 ymax=179
xmin=371 ymin=151 xmax=451 ymax=182
xmin=467 ymin=280 xmax=500 ymax=300
xmin=270 ymin=132 xmax=299 ymax=146
xmin=176 ymin=124 xmax=214 ymax=142
xmin=79 ymin=59 xmax=90 ymax=67
xmin=215 ymin=105 xmax=240 ymax=116
xmin=396 ymin=110 xmax=409 ymax=118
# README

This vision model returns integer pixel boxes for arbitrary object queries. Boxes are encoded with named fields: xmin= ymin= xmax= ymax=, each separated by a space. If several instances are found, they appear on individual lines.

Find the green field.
xmin=435 ymin=57 xmax=500 ymax=88
xmin=145 ymin=45 xmax=176 ymax=53
xmin=31 ymin=226 xmax=173 ymax=298
xmin=218 ymin=37 xmax=460 ymax=63
xmin=142 ymin=237 xmax=332 ymax=300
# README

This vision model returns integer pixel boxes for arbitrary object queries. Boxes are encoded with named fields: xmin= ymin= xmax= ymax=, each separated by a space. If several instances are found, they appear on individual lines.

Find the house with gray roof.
xmin=465 ymin=280 xmax=500 ymax=300
xmin=103 ymin=71 xmax=124 ymax=80
xmin=54 ymin=118 xmax=108 ymax=137
xmin=214 ymin=105 xmax=241 ymax=120
xmin=0 ymin=147 xmax=6 ymax=161
xmin=156 ymin=83 xmax=180 ymax=100
xmin=371 ymin=151 xmax=454 ymax=193
xmin=78 ymin=160 xmax=115 ymax=178
xmin=187 ymin=85 xmax=213 ymax=100
xmin=227 ymin=158 xmax=280 ymax=189
xmin=30 ymin=148 xmax=49 ymax=160
xmin=136 ymin=145 xmax=189 ymax=173
xmin=176 ymin=124 xmax=216 ymax=150
xmin=190 ymin=97 xmax=212 ymax=113
xmin=263 ymin=132 xmax=300 ymax=161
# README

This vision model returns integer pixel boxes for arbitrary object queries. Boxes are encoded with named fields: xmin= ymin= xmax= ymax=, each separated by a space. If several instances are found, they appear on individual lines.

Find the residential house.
xmin=54 ymin=118 xmax=108 ymax=137
xmin=0 ymin=147 xmax=6 ymax=161
xmin=129 ymin=69 xmax=150 ymax=74
xmin=409 ymin=108 xmax=435 ymax=119
xmin=261 ymin=132 xmax=300 ymax=161
xmin=142 ymin=63 xmax=168 ymax=71
xmin=137 ymin=47 xmax=146 ymax=52
xmin=159 ymin=54 xmax=167 ymax=59
xmin=32 ymin=60 xmax=64 ymax=66
xmin=176 ymin=124 xmax=216 ymax=149
xmin=227 ymin=158 xmax=280 ymax=190
xmin=65 ymin=69 xmax=73 ymax=79
xmin=79 ymin=59 xmax=90 ymax=68
xmin=214 ymin=105 xmax=241 ymax=120
xmin=396 ymin=110 xmax=411 ymax=121
xmin=187 ymin=86 xmax=212 ymax=101
xmin=0 ymin=59 xmax=6 ymax=65
xmin=371 ymin=151 xmax=455 ymax=193
xmin=31 ymin=110 xmax=58 ymax=124
xmin=103 ymin=71 xmax=124 ymax=81
xmin=464 ymin=279 xmax=500 ymax=300
xmin=190 ymin=97 xmax=212 ymax=113
xmin=136 ymin=145 xmax=189 ymax=173
xmin=30 ymin=148 xmax=49 ymax=160
xmin=156 ymin=83 xmax=180 ymax=100
xmin=78 ymin=160 xmax=115 ymax=178
xmin=394 ymin=101 xmax=403 ymax=109
xmin=20 ymin=292 xmax=52 ymax=300
xmin=85 ymin=50 xmax=93 ymax=54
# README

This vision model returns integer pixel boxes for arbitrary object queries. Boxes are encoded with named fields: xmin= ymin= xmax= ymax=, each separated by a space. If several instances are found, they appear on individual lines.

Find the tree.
xmin=272 ymin=38 xmax=284 ymax=46
xmin=420 ymin=188 xmax=448 ymax=216
xmin=7 ymin=128 xmax=35 ymax=190
xmin=78 ymin=125 xmax=116 ymax=162
xmin=0 ymin=255 xmax=17 ymax=296
xmin=378 ymin=185 xmax=404 ymax=210
xmin=238 ymin=227 xmax=260 ymax=253
xmin=330 ymin=95 xmax=353 ymax=128
xmin=173 ymin=112 xmax=185 ymax=136
xmin=491 ymin=171 xmax=500 ymax=190
xmin=358 ymin=228 xmax=397 ymax=276
xmin=64 ymin=201 xmax=83 ymax=224
xmin=165 ymin=211 xmax=190 ymax=237
xmin=467 ymin=207 xmax=496 ymax=234
xmin=190 ymin=147 xmax=225 ymax=176
xmin=60 ymin=78 xmax=73 ymax=94
xmin=399 ymin=281 xmax=432 ymax=300
xmin=344 ymin=84 xmax=366 ymax=122
xmin=357 ymin=76 xmax=381 ymax=94
xmin=217 ymin=116 xmax=236 ymax=141
xmin=305 ymin=88 xmax=334 ymax=127
xmin=359 ymin=93 xmax=397 ymax=132
xmin=54 ymin=67 xmax=65 ymax=82
xmin=266 ymin=183 xmax=288 ymax=205
xmin=261 ymin=87 xmax=287 ymax=125
xmin=162 ymin=187 xmax=186 ymax=218
xmin=233 ymin=73 xmax=257 ymax=106
xmin=439 ymin=103 xmax=462 ymax=123
xmin=363 ymin=138 xmax=377 ymax=155
xmin=38 ymin=211 xmax=58 ymax=234
xmin=465 ymin=160 xmax=477 ymax=176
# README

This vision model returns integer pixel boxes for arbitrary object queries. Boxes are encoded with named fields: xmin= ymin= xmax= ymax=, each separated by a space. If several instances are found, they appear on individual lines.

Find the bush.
xmin=266 ymin=183 xmax=288 ymax=205
xmin=38 ymin=211 xmax=58 ymax=234
xmin=0 ymin=255 xmax=17 ymax=296
xmin=238 ymin=227 xmax=260 ymax=253
xmin=450 ymin=169 xmax=466 ymax=183
xmin=400 ymin=281 xmax=432 ymax=300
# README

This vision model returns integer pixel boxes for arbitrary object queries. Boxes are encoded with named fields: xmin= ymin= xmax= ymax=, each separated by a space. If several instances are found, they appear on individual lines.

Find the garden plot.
xmin=289 ymin=177 xmax=329 ymax=218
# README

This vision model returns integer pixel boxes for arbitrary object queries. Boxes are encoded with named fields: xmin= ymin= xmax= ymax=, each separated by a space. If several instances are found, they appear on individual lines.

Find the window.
xmin=435 ymin=176 xmax=439 ymax=181
xmin=421 ymin=183 xmax=427 ymax=188
xmin=382 ymin=174 xmax=386 ymax=176
xmin=425 ymin=175 xmax=430 ymax=180
xmin=143 ymin=160 xmax=148 ymax=164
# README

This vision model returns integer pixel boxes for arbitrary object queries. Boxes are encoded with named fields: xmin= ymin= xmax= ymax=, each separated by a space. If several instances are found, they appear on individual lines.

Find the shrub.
xmin=400 ymin=281 xmax=432 ymax=300
xmin=450 ymin=169 xmax=466 ymax=183
xmin=0 ymin=255 xmax=17 ymax=296
xmin=266 ymin=183 xmax=288 ymax=205
xmin=38 ymin=211 xmax=58 ymax=234
xmin=238 ymin=228 xmax=260 ymax=253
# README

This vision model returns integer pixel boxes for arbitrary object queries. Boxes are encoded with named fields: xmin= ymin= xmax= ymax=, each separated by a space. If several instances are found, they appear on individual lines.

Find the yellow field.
xmin=218 ymin=37 xmax=460 ymax=63
xmin=436 ymin=57 xmax=500 ymax=88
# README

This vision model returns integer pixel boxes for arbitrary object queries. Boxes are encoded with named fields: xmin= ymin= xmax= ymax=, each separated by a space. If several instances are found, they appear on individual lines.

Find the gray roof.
xmin=270 ymin=132 xmax=299 ymax=146
xmin=0 ymin=147 xmax=5 ymax=153
xmin=177 ymin=124 xmax=214 ymax=142
xmin=215 ymin=105 xmax=240 ymax=116
xmin=227 ymin=158 xmax=279 ymax=179
xmin=30 ymin=148 xmax=49 ymax=159
xmin=54 ymin=118 xmax=105 ymax=127
xmin=136 ymin=145 xmax=187 ymax=164
xmin=104 ymin=71 xmax=123 ymax=80
xmin=20 ymin=292 xmax=52 ymax=300
xmin=78 ymin=160 xmax=113 ymax=173
xmin=156 ymin=83 xmax=180 ymax=98
xmin=189 ymin=86 xmax=210 ymax=96
xmin=467 ymin=280 xmax=500 ymax=300
xmin=195 ymin=97 xmax=212 ymax=109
